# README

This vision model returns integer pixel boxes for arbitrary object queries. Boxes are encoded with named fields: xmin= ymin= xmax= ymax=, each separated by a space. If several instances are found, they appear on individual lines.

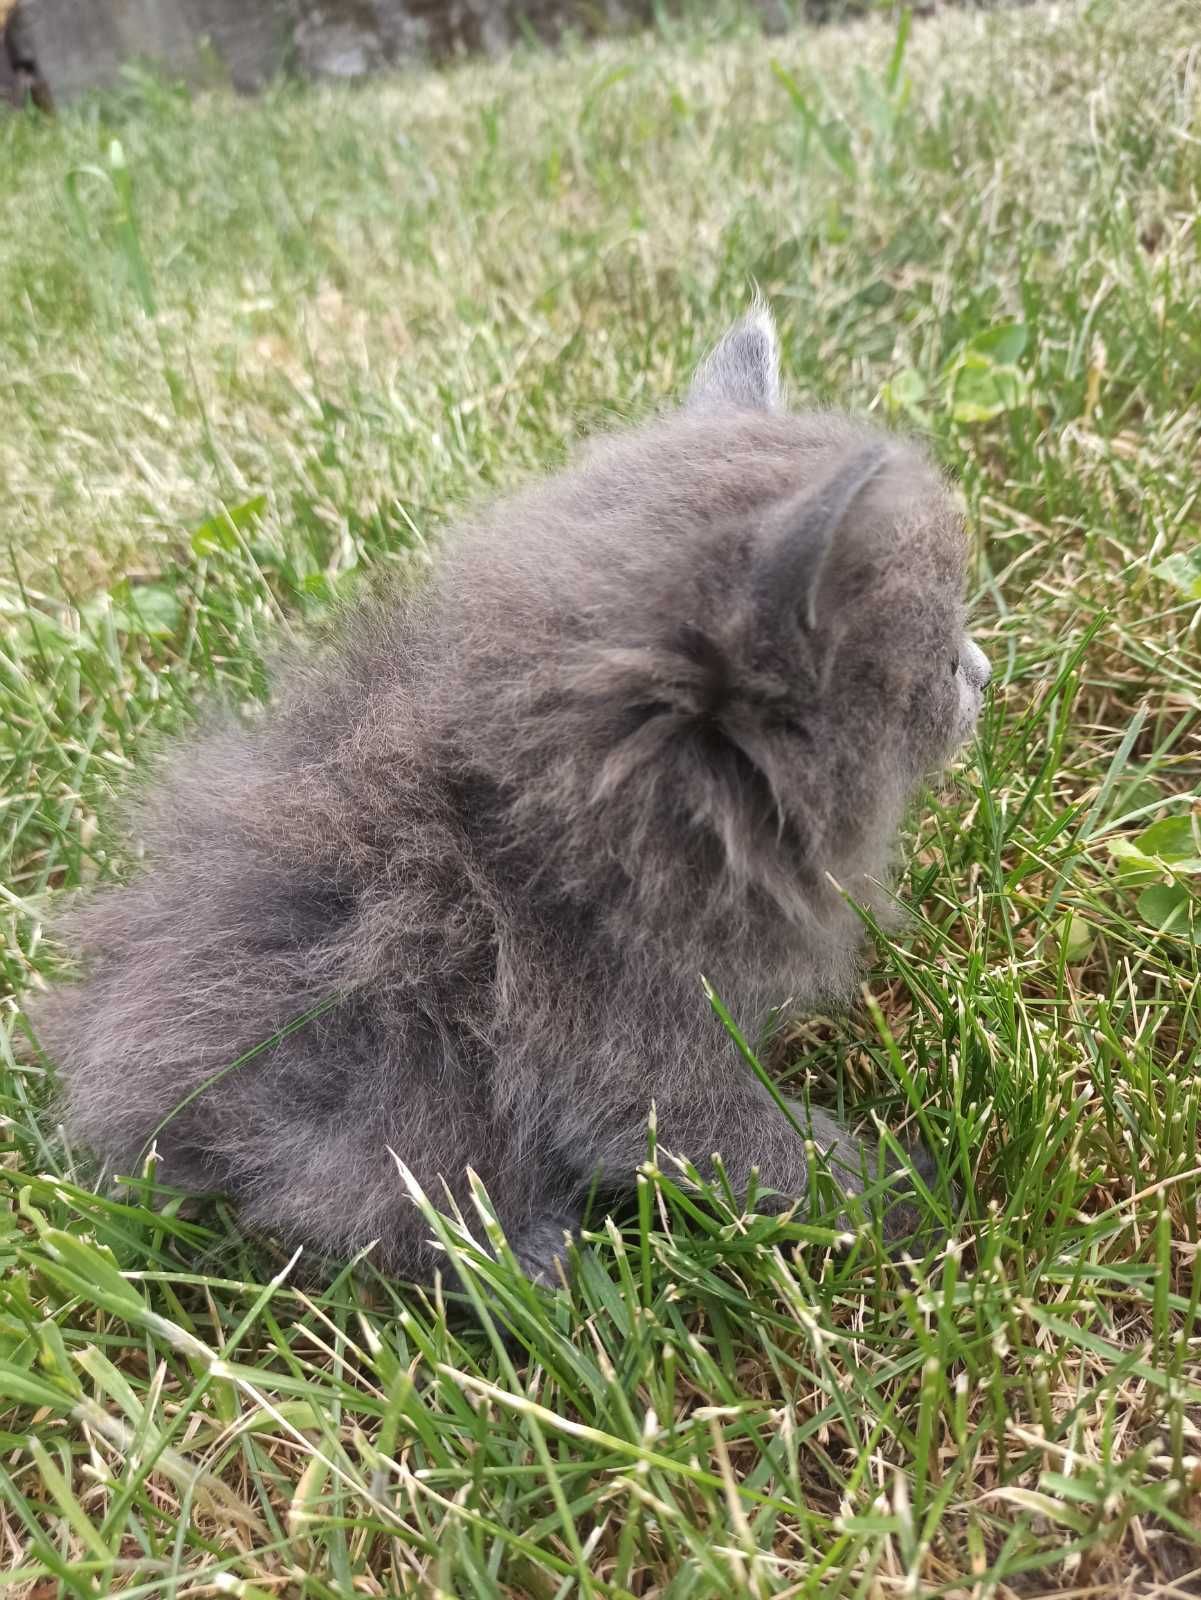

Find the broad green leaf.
xmin=1137 ymin=884 xmax=1193 ymax=931
xmin=1104 ymin=772 xmax=1167 ymax=825
xmin=1151 ymin=547 xmax=1201 ymax=600
xmin=950 ymin=353 xmax=1028 ymax=423
xmin=882 ymin=367 xmax=927 ymax=420
xmin=113 ymin=582 xmax=183 ymax=637
xmin=191 ymin=494 xmax=268 ymax=556
xmin=967 ymin=322 xmax=1029 ymax=365
xmin=1106 ymin=837 xmax=1161 ymax=883
xmin=1059 ymin=913 xmax=1093 ymax=961
xmin=1135 ymin=816 xmax=1200 ymax=862
xmin=83 ymin=583 xmax=183 ymax=638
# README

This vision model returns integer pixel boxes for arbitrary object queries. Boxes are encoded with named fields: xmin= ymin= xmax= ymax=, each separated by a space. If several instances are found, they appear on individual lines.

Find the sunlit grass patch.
xmin=2 ymin=0 xmax=1200 ymax=1592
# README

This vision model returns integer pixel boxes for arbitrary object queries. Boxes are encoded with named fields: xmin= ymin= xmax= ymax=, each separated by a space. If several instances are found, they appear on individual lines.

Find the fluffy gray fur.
xmin=30 ymin=310 xmax=989 ymax=1285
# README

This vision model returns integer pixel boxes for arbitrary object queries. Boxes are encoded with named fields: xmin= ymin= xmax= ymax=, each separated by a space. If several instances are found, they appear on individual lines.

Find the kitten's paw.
xmin=881 ymin=1144 xmax=955 ymax=1260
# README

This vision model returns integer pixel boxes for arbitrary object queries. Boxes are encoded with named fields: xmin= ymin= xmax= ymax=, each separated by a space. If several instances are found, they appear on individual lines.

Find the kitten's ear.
xmin=752 ymin=445 xmax=890 ymax=632
xmin=687 ymin=306 xmax=781 ymax=413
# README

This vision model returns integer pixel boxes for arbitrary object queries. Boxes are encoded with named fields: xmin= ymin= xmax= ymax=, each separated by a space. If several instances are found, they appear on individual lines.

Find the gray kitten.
xmin=30 ymin=308 xmax=989 ymax=1285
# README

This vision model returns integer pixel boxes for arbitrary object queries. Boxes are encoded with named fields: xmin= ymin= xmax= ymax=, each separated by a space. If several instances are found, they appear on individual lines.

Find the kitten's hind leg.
xmin=507 ymin=1206 xmax=581 ymax=1288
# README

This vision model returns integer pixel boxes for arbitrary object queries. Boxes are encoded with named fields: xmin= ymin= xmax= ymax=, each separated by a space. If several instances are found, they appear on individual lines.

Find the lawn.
xmin=2 ymin=0 xmax=1200 ymax=1593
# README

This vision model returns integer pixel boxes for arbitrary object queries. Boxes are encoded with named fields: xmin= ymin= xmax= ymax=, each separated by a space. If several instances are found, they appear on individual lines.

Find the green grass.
xmin=2 ymin=0 xmax=1201 ymax=1592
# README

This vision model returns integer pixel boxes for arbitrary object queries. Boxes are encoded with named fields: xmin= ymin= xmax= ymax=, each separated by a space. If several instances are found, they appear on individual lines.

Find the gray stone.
xmin=8 ymin=1 xmax=1031 ymax=107
xmin=18 ymin=0 xmax=289 ymax=100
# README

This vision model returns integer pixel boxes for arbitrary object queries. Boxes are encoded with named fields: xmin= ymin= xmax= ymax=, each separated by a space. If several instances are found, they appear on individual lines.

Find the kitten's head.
xmin=684 ymin=305 xmax=990 ymax=771
xmin=435 ymin=307 xmax=988 ymax=952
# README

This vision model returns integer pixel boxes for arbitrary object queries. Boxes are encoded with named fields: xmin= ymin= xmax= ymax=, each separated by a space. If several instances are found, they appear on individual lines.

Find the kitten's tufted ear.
xmin=687 ymin=305 xmax=781 ymax=413
xmin=752 ymin=445 xmax=890 ymax=633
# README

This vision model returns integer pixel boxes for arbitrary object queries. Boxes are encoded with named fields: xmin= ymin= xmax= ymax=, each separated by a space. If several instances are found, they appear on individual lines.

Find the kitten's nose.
xmin=963 ymin=638 xmax=991 ymax=689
